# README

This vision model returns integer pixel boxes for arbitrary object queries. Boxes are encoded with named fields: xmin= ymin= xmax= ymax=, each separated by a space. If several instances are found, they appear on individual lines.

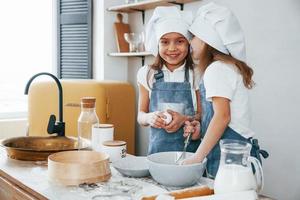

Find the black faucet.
xmin=24 ymin=72 xmax=65 ymax=137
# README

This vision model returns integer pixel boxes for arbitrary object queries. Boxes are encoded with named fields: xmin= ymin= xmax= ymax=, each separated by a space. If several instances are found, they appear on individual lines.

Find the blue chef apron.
xmin=199 ymin=82 xmax=269 ymax=179
xmin=148 ymin=67 xmax=201 ymax=155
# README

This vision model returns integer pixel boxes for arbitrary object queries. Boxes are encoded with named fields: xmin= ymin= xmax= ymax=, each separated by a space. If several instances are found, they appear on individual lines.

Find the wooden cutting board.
xmin=114 ymin=13 xmax=130 ymax=52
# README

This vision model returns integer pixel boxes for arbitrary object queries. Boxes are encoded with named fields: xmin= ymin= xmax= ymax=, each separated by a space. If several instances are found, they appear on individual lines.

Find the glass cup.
xmin=124 ymin=33 xmax=141 ymax=52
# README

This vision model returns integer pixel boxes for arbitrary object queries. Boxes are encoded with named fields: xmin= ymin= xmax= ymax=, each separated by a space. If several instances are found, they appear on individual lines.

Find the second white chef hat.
xmin=189 ymin=2 xmax=246 ymax=62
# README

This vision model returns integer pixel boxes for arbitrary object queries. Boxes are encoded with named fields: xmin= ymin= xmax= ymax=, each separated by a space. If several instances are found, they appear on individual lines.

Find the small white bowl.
xmin=112 ymin=156 xmax=150 ymax=177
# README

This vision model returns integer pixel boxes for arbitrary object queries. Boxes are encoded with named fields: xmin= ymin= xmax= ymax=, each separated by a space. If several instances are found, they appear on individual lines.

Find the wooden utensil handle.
xmin=142 ymin=186 xmax=214 ymax=200
xmin=117 ymin=13 xmax=123 ymax=23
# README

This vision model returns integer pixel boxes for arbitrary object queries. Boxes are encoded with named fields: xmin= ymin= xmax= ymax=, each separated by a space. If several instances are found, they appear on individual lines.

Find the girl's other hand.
xmin=146 ymin=111 xmax=166 ymax=129
xmin=183 ymin=121 xmax=194 ymax=137
xmin=183 ymin=120 xmax=201 ymax=140
xmin=164 ymin=110 xmax=186 ymax=133
xmin=180 ymin=154 xmax=203 ymax=165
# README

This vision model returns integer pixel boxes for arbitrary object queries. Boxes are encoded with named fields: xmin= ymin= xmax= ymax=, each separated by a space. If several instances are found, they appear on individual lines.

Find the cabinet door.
xmin=0 ymin=176 xmax=38 ymax=200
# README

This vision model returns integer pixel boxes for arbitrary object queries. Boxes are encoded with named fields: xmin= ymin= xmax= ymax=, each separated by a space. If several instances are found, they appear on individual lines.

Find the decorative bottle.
xmin=77 ymin=97 xmax=99 ymax=149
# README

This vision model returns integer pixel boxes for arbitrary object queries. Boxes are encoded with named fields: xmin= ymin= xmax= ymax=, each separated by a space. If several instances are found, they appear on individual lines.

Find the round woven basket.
xmin=48 ymin=150 xmax=111 ymax=185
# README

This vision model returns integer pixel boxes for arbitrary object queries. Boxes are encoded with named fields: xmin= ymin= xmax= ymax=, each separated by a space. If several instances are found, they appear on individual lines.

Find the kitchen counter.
xmin=0 ymin=147 xmax=274 ymax=200
xmin=0 ymin=147 xmax=210 ymax=200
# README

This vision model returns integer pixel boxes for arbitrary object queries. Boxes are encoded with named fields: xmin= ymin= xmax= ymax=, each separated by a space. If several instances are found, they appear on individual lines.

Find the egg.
xmin=162 ymin=112 xmax=172 ymax=125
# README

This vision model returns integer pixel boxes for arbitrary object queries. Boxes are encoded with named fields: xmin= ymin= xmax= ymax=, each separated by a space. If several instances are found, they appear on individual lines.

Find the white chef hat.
xmin=145 ymin=6 xmax=193 ymax=56
xmin=189 ymin=2 xmax=246 ymax=62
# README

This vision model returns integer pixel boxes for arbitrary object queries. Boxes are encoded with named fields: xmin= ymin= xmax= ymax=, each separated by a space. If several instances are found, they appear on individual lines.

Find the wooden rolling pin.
xmin=142 ymin=186 xmax=214 ymax=200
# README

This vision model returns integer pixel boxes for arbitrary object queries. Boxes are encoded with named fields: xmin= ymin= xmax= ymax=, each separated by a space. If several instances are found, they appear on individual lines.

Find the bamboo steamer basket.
xmin=48 ymin=150 xmax=111 ymax=186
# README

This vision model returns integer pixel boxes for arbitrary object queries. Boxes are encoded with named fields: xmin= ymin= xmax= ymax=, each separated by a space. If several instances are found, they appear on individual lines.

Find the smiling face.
xmin=190 ymin=36 xmax=206 ymax=61
xmin=158 ymin=32 xmax=189 ymax=70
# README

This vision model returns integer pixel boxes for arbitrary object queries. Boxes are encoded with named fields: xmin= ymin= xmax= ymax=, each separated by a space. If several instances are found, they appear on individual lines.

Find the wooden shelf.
xmin=108 ymin=52 xmax=152 ymax=57
xmin=108 ymin=0 xmax=198 ymax=13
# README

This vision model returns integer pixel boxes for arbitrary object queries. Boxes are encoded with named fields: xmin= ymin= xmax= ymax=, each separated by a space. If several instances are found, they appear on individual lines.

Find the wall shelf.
xmin=107 ymin=0 xmax=198 ymax=13
xmin=108 ymin=52 xmax=153 ymax=66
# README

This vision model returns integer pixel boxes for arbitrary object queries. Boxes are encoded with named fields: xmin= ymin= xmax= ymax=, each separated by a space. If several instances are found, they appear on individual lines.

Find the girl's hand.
xmin=180 ymin=154 xmax=203 ymax=165
xmin=184 ymin=120 xmax=201 ymax=140
xmin=164 ymin=110 xmax=186 ymax=133
xmin=145 ymin=111 xmax=166 ymax=129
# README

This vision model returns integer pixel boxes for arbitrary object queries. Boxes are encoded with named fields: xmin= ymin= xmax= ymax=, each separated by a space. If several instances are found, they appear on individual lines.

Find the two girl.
xmin=137 ymin=6 xmax=201 ymax=154
xmin=138 ymin=3 xmax=268 ymax=178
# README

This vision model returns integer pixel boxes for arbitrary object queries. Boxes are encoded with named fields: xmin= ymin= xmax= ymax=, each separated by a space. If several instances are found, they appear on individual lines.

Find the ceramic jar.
xmin=91 ymin=124 xmax=114 ymax=152
xmin=102 ymin=140 xmax=126 ymax=162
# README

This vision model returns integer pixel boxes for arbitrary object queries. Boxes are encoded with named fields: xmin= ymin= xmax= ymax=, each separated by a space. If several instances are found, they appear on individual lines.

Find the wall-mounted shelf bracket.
xmin=169 ymin=2 xmax=184 ymax=10
xmin=141 ymin=56 xmax=145 ymax=66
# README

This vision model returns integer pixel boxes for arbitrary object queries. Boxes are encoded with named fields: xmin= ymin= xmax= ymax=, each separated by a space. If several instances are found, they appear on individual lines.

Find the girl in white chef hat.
xmin=137 ymin=6 xmax=202 ymax=154
xmin=183 ymin=2 xmax=268 ymax=178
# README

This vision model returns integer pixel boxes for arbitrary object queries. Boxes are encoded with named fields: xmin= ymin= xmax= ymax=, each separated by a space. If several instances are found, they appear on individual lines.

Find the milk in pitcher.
xmin=214 ymin=164 xmax=257 ymax=194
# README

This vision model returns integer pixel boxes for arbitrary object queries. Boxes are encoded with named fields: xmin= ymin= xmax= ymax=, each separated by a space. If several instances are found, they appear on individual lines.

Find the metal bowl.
xmin=112 ymin=156 xmax=150 ymax=177
xmin=147 ymin=151 xmax=207 ymax=187
xmin=1 ymin=136 xmax=87 ymax=161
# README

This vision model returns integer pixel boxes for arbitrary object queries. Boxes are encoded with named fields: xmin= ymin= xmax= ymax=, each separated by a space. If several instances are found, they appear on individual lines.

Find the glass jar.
xmin=77 ymin=97 xmax=99 ymax=149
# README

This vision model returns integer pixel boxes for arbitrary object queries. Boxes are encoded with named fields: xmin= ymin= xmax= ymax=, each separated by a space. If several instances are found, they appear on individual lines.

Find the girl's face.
xmin=190 ymin=36 xmax=205 ymax=61
xmin=158 ymin=32 xmax=189 ymax=69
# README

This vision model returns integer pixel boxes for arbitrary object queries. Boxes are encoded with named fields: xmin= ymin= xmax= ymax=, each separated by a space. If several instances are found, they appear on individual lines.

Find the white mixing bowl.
xmin=147 ymin=151 xmax=207 ymax=187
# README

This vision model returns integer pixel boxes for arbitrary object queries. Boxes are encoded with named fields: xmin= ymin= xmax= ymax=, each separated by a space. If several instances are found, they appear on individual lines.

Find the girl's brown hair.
xmin=198 ymin=43 xmax=254 ymax=89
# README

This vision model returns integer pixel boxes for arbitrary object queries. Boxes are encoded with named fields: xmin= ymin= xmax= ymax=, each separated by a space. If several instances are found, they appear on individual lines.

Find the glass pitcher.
xmin=214 ymin=139 xmax=263 ymax=194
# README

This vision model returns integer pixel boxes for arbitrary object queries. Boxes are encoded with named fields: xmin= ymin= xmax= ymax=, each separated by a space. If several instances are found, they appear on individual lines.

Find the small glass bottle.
xmin=77 ymin=97 xmax=99 ymax=149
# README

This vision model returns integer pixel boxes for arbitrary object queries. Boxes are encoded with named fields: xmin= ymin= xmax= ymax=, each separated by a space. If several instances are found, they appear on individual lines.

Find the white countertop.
xmin=0 ymin=148 xmax=214 ymax=200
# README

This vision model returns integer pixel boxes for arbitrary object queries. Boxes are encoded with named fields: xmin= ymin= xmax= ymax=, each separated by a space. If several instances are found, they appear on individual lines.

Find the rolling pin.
xmin=142 ymin=186 xmax=214 ymax=200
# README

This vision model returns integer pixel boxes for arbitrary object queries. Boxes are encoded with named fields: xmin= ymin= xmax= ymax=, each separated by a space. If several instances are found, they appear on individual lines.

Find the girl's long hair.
xmin=198 ymin=43 xmax=254 ymax=89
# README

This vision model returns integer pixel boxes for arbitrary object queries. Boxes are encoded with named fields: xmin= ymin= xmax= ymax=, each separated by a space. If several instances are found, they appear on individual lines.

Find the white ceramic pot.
xmin=102 ymin=140 xmax=126 ymax=162
xmin=91 ymin=124 xmax=114 ymax=152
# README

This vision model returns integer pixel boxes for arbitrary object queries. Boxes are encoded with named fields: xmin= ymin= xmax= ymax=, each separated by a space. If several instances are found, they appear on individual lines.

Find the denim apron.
xmin=199 ymin=82 xmax=269 ymax=178
xmin=148 ymin=67 xmax=201 ymax=155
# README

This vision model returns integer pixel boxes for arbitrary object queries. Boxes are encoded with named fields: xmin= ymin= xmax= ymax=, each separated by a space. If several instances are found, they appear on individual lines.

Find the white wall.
xmin=101 ymin=0 xmax=300 ymax=199
xmin=94 ymin=0 xmax=128 ymax=81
